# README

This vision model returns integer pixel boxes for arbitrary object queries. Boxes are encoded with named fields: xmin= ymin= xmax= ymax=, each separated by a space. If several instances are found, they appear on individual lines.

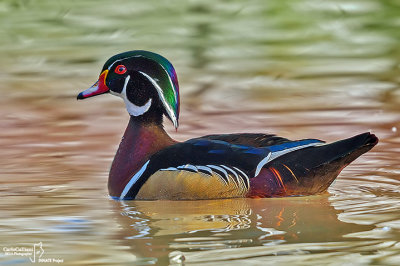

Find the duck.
xmin=77 ymin=50 xmax=378 ymax=200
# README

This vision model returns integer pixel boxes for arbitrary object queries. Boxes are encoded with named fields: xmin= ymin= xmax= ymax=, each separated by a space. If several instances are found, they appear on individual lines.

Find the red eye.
xmin=115 ymin=65 xmax=127 ymax=74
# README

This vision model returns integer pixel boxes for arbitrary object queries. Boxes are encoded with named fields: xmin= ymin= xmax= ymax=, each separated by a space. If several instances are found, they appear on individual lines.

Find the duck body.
xmin=78 ymin=50 xmax=378 ymax=200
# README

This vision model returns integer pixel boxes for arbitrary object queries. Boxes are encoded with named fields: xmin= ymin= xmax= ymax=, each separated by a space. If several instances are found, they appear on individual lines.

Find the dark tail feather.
xmin=248 ymin=133 xmax=378 ymax=197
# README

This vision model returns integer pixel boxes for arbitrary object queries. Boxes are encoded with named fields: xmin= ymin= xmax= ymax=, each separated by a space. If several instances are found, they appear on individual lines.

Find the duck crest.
xmin=78 ymin=50 xmax=378 ymax=200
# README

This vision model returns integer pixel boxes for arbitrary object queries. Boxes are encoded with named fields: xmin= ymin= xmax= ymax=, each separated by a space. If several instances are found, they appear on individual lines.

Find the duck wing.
xmin=199 ymin=133 xmax=294 ymax=147
xmin=119 ymin=137 xmax=323 ymax=199
xmin=248 ymin=132 xmax=379 ymax=197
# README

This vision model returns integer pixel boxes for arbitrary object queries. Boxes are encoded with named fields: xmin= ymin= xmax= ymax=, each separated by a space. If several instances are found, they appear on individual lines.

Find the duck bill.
xmin=77 ymin=70 xmax=109 ymax=99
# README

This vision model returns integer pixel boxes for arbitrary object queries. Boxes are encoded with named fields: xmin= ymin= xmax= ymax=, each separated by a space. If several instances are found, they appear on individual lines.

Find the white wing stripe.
xmin=157 ymin=163 xmax=252 ymax=190
xmin=207 ymin=165 xmax=228 ymax=177
xmin=177 ymin=164 xmax=198 ymax=172
xmin=255 ymin=142 xmax=322 ymax=177
xmin=206 ymin=165 xmax=229 ymax=184
xmin=255 ymin=152 xmax=271 ymax=177
xmin=160 ymin=167 xmax=178 ymax=171
xmin=221 ymin=165 xmax=240 ymax=188
xmin=269 ymin=143 xmax=322 ymax=162
xmin=139 ymin=71 xmax=178 ymax=129
xmin=233 ymin=167 xmax=250 ymax=189
xmin=196 ymin=166 xmax=213 ymax=175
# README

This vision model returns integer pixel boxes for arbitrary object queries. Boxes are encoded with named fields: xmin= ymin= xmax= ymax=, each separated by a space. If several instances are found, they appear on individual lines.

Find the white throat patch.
xmin=112 ymin=75 xmax=152 ymax=116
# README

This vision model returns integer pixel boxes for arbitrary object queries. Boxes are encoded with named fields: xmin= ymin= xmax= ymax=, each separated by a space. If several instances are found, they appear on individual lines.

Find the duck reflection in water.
xmin=110 ymin=196 xmax=374 ymax=261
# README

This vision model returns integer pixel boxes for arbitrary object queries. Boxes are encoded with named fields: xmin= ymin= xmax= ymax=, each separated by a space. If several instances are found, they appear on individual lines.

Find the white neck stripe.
xmin=139 ymin=71 xmax=178 ymax=128
xmin=125 ymin=98 xmax=152 ymax=116
xmin=116 ymin=75 xmax=152 ymax=116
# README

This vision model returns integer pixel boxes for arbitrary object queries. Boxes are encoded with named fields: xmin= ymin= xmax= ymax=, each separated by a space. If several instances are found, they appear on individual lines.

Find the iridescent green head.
xmin=78 ymin=50 xmax=180 ymax=129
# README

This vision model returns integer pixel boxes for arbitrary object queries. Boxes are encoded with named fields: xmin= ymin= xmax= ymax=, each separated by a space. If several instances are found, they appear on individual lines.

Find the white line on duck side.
xmin=177 ymin=164 xmax=198 ymax=172
xmin=254 ymin=142 xmax=323 ymax=177
xmin=120 ymin=160 xmax=150 ymax=200
xmin=160 ymin=164 xmax=248 ymax=189
xmin=268 ymin=142 xmax=323 ymax=162
xmin=196 ymin=166 xmax=213 ymax=175
xmin=232 ymin=167 xmax=250 ymax=189
xmin=206 ymin=165 xmax=229 ymax=184
xmin=254 ymin=153 xmax=272 ymax=177
xmin=160 ymin=167 xmax=178 ymax=171
xmin=221 ymin=165 xmax=240 ymax=188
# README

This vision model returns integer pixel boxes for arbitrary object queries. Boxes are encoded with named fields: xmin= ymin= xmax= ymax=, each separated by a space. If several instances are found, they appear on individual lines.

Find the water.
xmin=1 ymin=0 xmax=399 ymax=265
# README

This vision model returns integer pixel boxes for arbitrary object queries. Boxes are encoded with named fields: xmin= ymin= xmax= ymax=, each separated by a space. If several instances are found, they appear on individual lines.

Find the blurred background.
xmin=0 ymin=0 xmax=399 ymax=265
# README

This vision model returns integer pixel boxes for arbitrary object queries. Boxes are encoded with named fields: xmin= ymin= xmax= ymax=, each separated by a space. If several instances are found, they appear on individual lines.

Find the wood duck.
xmin=77 ymin=50 xmax=378 ymax=200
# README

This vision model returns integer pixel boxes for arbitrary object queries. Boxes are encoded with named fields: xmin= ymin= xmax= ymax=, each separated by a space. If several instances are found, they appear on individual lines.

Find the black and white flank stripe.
xmin=160 ymin=164 xmax=250 ymax=190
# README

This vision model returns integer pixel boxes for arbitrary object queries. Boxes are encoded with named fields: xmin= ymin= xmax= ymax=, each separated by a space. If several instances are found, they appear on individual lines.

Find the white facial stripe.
xmin=108 ymin=55 xmax=177 ymax=102
xmin=123 ymin=75 xmax=152 ymax=116
xmin=107 ymin=55 xmax=178 ymax=127
xmin=156 ymin=61 xmax=178 ymax=105
xmin=125 ymin=98 xmax=152 ymax=116
xmin=112 ymin=75 xmax=153 ymax=116
xmin=107 ymin=55 xmax=138 ymax=71
xmin=139 ymin=71 xmax=178 ymax=128
xmin=122 ymin=74 xmax=130 ymax=92
xmin=137 ymin=57 xmax=178 ymax=118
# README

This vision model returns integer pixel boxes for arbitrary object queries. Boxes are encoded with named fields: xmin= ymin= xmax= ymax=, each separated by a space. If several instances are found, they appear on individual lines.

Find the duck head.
xmin=77 ymin=50 xmax=180 ymax=128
